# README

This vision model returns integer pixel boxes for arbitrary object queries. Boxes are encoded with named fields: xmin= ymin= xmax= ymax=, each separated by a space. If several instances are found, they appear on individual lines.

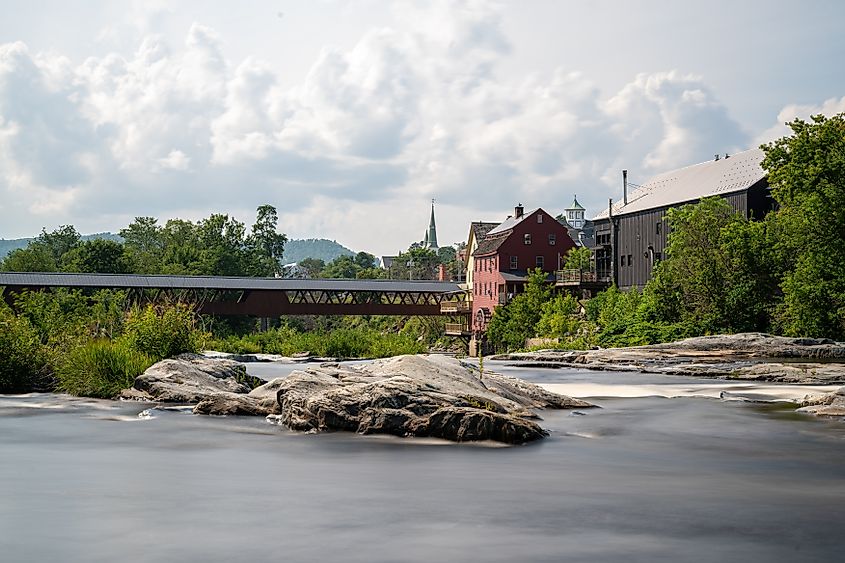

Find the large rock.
xmin=797 ymin=387 xmax=845 ymax=417
xmin=193 ymin=378 xmax=285 ymax=416
xmin=268 ymin=355 xmax=593 ymax=444
xmin=492 ymin=333 xmax=845 ymax=384
xmin=120 ymin=353 xmax=263 ymax=403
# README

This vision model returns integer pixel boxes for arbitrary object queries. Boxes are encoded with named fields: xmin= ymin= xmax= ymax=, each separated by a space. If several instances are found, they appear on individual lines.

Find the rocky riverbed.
xmin=119 ymin=353 xmax=593 ymax=444
xmin=491 ymin=333 xmax=845 ymax=383
xmin=491 ymin=332 xmax=845 ymax=419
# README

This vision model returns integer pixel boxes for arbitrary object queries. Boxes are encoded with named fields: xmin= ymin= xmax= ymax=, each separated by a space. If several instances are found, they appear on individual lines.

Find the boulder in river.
xmin=122 ymin=354 xmax=593 ymax=444
xmin=797 ymin=387 xmax=845 ymax=417
xmin=119 ymin=353 xmax=263 ymax=403
xmin=268 ymin=354 xmax=593 ymax=444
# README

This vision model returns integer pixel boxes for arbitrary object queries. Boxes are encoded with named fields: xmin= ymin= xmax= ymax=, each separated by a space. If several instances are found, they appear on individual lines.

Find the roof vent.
xmin=714 ymin=154 xmax=720 ymax=161
xmin=725 ymin=153 xmax=730 ymax=159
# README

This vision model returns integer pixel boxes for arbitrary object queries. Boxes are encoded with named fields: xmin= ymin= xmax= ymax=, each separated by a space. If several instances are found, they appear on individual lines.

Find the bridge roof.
xmin=0 ymin=272 xmax=463 ymax=293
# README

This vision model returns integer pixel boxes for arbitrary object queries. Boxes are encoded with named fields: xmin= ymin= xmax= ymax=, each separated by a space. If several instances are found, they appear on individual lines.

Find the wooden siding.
xmin=593 ymin=179 xmax=771 ymax=290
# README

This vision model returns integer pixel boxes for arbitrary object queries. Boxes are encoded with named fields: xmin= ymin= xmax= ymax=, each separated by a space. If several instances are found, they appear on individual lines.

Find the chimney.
xmin=438 ymin=264 xmax=447 ymax=281
xmin=514 ymin=203 xmax=524 ymax=218
xmin=622 ymin=170 xmax=628 ymax=206
xmin=608 ymin=198 xmax=613 ymax=218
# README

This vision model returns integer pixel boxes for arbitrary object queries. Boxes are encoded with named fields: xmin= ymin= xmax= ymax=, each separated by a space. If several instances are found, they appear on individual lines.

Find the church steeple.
xmin=424 ymin=199 xmax=439 ymax=249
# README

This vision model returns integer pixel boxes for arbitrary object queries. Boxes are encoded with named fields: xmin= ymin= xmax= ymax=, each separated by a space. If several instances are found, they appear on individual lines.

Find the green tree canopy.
xmin=761 ymin=112 xmax=845 ymax=338
xmin=62 ymin=239 xmax=130 ymax=274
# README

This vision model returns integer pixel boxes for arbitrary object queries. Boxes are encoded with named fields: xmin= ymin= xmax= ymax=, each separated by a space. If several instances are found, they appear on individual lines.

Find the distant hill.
xmin=0 ymin=233 xmax=121 ymax=259
xmin=283 ymin=238 xmax=354 ymax=264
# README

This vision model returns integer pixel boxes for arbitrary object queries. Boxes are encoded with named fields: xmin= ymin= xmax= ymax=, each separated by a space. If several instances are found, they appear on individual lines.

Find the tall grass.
xmin=206 ymin=326 xmax=426 ymax=358
xmin=0 ymin=307 xmax=48 ymax=393
xmin=124 ymin=304 xmax=206 ymax=360
xmin=55 ymin=339 xmax=155 ymax=398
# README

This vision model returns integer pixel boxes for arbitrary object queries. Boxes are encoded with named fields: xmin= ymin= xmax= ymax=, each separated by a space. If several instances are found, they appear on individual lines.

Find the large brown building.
xmin=592 ymin=148 xmax=774 ymax=290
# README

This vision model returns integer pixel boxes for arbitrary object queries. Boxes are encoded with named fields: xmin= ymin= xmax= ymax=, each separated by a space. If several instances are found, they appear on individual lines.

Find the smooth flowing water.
xmin=2 ymin=360 xmax=845 ymax=563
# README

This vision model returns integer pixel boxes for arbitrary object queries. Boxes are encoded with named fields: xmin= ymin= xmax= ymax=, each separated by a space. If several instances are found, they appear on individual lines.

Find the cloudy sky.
xmin=1 ymin=0 xmax=843 ymax=256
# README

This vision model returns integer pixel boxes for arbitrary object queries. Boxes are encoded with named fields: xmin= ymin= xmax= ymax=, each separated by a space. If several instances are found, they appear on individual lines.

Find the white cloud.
xmin=0 ymin=2 xmax=774 ymax=255
xmin=755 ymin=95 xmax=845 ymax=146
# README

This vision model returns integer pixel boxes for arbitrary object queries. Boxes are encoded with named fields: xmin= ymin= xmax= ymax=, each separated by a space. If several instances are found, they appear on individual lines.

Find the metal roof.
xmin=0 ymin=272 xmax=462 ymax=293
xmin=486 ymin=208 xmax=539 ymax=236
xmin=565 ymin=195 xmax=585 ymax=211
xmin=593 ymin=148 xmax=766 ymax=220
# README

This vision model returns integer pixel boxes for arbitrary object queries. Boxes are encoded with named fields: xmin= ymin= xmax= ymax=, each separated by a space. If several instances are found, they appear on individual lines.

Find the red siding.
xmin=471 ymin=208 xmax=576 ymax=331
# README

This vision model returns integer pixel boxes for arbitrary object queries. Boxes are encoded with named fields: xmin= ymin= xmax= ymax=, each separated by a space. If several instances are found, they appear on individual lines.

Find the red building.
xmin=471 ymin=204 xmax=576 ymax=332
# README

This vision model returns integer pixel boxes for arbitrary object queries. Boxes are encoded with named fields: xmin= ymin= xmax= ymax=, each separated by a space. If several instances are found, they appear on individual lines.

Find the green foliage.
xmin=123 ymin=304 xmax=204 ymax=360
xmin=298 ymin=257 xmax=326 ymax=277
xmin=0 ymin=306 xmax=48 ymax=393
xmin=62 ymin=239 xmax=130 ymax=273
xmin=14 ymin=289 xmax=126 ymax=347
xmin=761 ymin=113 xmax=845 ymax=339
xmin=36 ymin=225 xmax=81 ymax=265
xmin=247 ymin=204 xmax=287 ymax=276
xmin=487 ymin=269 xmax=553 ymax=351
xmin=1 ymin=245 xmax=57 ymax=272
xmin=55 ymin=339 xmax=154 ymax=398
xmin=564 ymin=246 xmax=592 ymax=271
xmin=207 ymin=324 xmax=426 ymax=358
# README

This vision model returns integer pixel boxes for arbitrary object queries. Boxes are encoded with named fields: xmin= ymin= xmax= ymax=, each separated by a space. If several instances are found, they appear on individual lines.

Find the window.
xmin=524 ymin=234 xmax=532 ymax=245
xmin=620 ymin=255 xmax=626 ymax=267
xmin=536 ymin=256 xmax=544 ymax=269
xmin=656 ymin=222 xmax=662 ymax=235
xmin=628 ymin=254 xmax=633 ymax=265
xmin=537 ymin=213 xmax=543 ymax=223
xmin=510 ymin=256 xmax=518 ymax=270
xmin=655 ymin=252 xmax=662 ymax=262
xmin=548 ymin=234 xmax=556 ymax=245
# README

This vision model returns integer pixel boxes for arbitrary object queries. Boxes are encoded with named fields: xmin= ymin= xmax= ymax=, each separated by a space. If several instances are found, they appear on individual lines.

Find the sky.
xmin=1 ymin=0 xmax=844 ymax=257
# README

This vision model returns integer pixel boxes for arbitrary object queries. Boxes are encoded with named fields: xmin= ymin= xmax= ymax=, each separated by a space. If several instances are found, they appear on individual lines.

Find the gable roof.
xmin=470 ymin=221 xmax=498 ymax=242
xmin=487 ymin=208 xmax=540 ymax=236
xmin=593 ymin=148 xmax=766 ymax=220
xmin=472 ymin=233 xmax=509 ymax=257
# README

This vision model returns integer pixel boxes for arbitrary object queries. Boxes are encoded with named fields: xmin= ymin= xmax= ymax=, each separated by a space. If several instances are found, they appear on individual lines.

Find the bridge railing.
xmin=440 ymin=299 xmax=471 ymax=314
xmin=555 ymin=269 xmax=611 ymax=285
xmin=445 ymin=322 xmax=471 ymax=336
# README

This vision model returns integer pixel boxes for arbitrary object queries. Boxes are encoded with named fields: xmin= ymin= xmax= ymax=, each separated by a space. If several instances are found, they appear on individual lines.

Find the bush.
xmin=55 ymin=339 xmax=154 ymax=398
xmin=124 ymin=304 xmax=204 ymax=360
xmin=0 ymin=308 xmax=49 ymax=393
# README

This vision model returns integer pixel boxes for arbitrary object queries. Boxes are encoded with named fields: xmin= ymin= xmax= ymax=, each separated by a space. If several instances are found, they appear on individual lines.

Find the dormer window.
xmin=524 ymin=234 xmax=532 ymax=245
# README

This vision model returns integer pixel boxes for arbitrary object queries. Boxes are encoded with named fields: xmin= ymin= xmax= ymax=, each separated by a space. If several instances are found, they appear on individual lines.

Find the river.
xmin=2 ymin=360 xmax=844 ymax=562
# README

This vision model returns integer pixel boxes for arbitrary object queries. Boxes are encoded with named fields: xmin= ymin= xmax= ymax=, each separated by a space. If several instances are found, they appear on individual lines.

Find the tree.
xmin=35 ymin=225 xmax=81 ymax=266
xmin=761 ymin=113 xmax=845 ymax=338
xmin=486 ymin=269 xmax=553 ymax=351
xmin=353 ymin=251 xmax=378 ymax=269
xmin=248 ymin=205 xmax=287 ymax=277
xmin=298 ymin=257 xmax=326 ymax=278
xmin=564 ymin=246 xmax=591 ymax=271
xmin=120 ymin=217 xmax=164 ymax=274
xmin=1 ymin=246 xmax=56 ymax=272
xmin=647 ymin=196 xmax=777 ymax=332
xmin=62 ymin=239 xmax=130 ymax=274
xmin=321 ymin=255 xmax=361 ymax=279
